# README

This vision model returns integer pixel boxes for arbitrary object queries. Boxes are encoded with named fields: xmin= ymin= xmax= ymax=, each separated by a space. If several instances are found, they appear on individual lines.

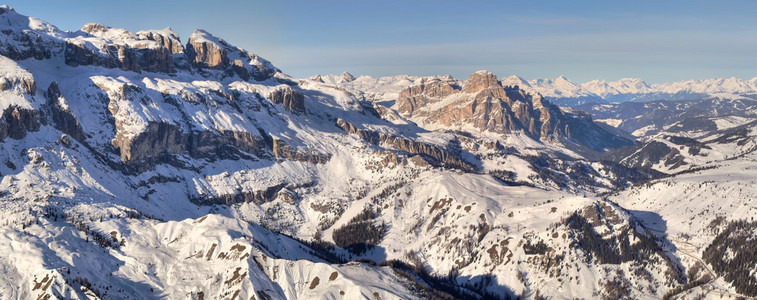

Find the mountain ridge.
xmin=319 ymin=71 xmax=757 ymax=106
xmin=1 ymin=5 xmax=756 ymax=299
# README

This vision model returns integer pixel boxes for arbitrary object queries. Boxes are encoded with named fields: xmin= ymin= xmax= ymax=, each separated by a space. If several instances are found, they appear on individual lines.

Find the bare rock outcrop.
xmin=64 ymin=41 xmax=174 ymax=74
xmin=0 ymin=74 xmax=36 ymax=95
xmin=46 ymin=82 xmax=86 ymax=142
xmin=0 ymin=105 xmax=43 ymax=140
xmin=113 ymin=121 xmax=269 ymax=166
xmin=191 ymin=182 xmax=305 ymax=206
xmin=136 ymin=28 xmax=184 ymax=54
xmin=185 ymin=29 xmax=279 ymax=81
xmin=396 ymin=77 xmax=460 ymax=115
xmin=462 ymin=70 xmax=500 ymax=94
xmin=268 ymin=86 xmax=305 ymax=114
xmin=271 ymin=138 xmax=330 ymax=164
xmin=336 ymin=118 xmax=474 ymax=172
xmin=340 ymin=71 xmax=356 ymax=82
xmin=396 ymin=71 xmax=634 ymax=151
xmin=64 ymin=23 xmax=177 ymax=73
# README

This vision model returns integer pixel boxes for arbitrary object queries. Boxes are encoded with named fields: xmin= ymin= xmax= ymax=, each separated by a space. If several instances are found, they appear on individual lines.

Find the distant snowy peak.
xmin=525 ymin=76 xmax=757 ymax=105
xmin=581 ymin=78 xmax=653 ymax=97
xmin=320 ymin=71 xmax=757 ymax=106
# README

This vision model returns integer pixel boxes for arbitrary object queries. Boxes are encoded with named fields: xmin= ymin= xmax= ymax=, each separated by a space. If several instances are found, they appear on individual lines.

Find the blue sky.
xmin=5 ymin=0 xmax=757 ymax=83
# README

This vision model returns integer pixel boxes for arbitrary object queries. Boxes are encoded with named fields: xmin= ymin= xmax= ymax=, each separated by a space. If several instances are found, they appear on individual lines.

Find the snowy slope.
xmin=0 ymin=5 xmax=755 ymax=300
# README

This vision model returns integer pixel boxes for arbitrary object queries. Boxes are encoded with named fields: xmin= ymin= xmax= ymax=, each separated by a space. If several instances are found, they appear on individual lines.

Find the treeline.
xmin=702 ymin=219 xmax=757 ymax=296
xmin=332 ymin=208 xmax=386 ymax=255
xmin=565 ymin=212 xmax=662 ymax=265
xmin=563 ymin=210 xmax=684 ymax=286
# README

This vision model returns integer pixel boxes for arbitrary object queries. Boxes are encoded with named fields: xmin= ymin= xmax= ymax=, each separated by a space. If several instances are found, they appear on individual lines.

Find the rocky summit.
xmin=1 ymin=5 xmax=756 ymax=300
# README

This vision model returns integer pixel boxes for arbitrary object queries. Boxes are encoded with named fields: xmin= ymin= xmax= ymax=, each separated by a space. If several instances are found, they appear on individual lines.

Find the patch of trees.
xmin=332 ymin=208 xmax=386 ymax=255
xmin=564 ymin=212 xmax=663 ymax=265
xmin=661 ymin=276 xmax=711 ymax=300
xmin=563 ymin=211 xmax=684 ymax=285
xmin=190 ymin=182 xmax=288 ymax=206
xmin=379 ymin=259 xmax=513 ymax=300
xmin=488 ymin=170 xmax=534 ymax=187
xmin=522 ymin=239 xmax=548 ymax=255
xmin=601 ymin=277 xmax=631 ymax=300
xmin=702 ymin=219 xmax=757 ymax=297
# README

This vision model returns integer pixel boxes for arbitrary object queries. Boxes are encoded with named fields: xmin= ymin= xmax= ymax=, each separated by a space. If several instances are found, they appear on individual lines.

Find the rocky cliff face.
xmin=185 ymin=29 xmax=279 ymax=81
xmin=0 ymin=73 xmax=36 ymax=95
xmin=46 ymin=82 xmax=86 ymax=142
xmin=0 ymin=105 xmax=43 ymax=140
xmin=396 ymin=71 xmax=634 ymax=151
xmin=64 ymin=24 xmax=177 ymax=74
xmin=136 ymin=28 xmax=184 ymax=54
xmin=396 ymin=77 xmax=460 ymax=115
xmin=268 ymin=86 xmax=305 ymax=114
xmin=336 ymin=118 xmax=474 ymax=172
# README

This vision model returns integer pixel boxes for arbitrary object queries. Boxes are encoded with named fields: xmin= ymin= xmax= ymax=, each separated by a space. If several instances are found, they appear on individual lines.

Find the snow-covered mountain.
xmin=1 ymin=5 xmax=756 ymax=300
xmin=325 ymin=72 xmax=757 ymax=107
xmin=577 ymin=98 xmax=757 ymax=138
xmin=507 ymin=76 xmax=757 ymax=106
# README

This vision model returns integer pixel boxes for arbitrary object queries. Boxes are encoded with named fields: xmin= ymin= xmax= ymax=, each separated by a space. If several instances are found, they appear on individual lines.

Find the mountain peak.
xmin=463 ymin=70 xmax=500 ymax=93
xmin=340 ymin=71 xmax=356 ymax=82
xmin=81 ymin=23 xmax=110 ymax=34
xmin=0 ymin=5 xmax=15 ymax=14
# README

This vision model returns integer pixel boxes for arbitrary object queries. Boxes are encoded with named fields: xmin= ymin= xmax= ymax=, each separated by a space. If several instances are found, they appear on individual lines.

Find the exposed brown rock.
xmin=340 ymin=71 xmax=356 ymax=82
xmin=271 ymin=138 xmax=330 ymax=164
xmin=268 ymin=86 xmax=305 ymax=114
xmin=185 ymin=31 xmax=228 ymax=70
xmin=336 ymin=118 xmax=474 ymax=172
xmin=0 ymin=105 xmax=43 ymax=141
xmin=185 ymin=29 xmax=278 ymax=81
xmin=395 ymin=71 xmax=634 ymax=151
xmin=396 ymin=77 xmax=460 ymax=115
xmin=191 ymin=182 xmax=305 ymax=206
xmin=64 ymin=41 xmax=139 ymax=72
xmin=0 ymin=75 xmax=36 ymax=95
xmin=136 ymin=28 xmax=184 ymax=54
xmin=462 ymin=70 xmax=500 ymax=93
xmin=277 ymin=188 xmax=298 ymax=204
xmin=112 ymin=121 xmax=269 ymax=165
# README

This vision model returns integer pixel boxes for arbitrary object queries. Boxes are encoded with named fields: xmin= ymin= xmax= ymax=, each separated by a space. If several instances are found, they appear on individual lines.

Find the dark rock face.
xmin=64 ymin=40 xmax=175 ymax=74
xmin=113 ymin=121 xmax=268 ymax=164
xmin=191 ymin=183 xmax=295 ymax=206
xmin=336 ymin=118 xmax=474 ymax=172
xmin=0 ymin=105 xmax=43 ymax=140
xmin=46 ymin=82 xmax=86 ymax=142
xmin=268 ymin=86 xmax=305 ymax=114
xmin=396 ymin=71 xmax=634 ymax=151
xmin=185 ymin=29 xmax=279 ymax=81
xmin=271 ymin=138 xmax=330 ymax=164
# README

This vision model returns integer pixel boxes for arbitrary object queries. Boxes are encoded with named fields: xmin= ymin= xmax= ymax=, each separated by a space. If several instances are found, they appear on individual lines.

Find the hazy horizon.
xmin=5 ymin=0 xmax=757 ymax=83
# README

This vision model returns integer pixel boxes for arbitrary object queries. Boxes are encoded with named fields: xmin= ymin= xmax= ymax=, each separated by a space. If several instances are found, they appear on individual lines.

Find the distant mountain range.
xmin=499 ymin=75 xmax=757 ymax=106
xmin=317 ymin=72 xmax=757 ymax=107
